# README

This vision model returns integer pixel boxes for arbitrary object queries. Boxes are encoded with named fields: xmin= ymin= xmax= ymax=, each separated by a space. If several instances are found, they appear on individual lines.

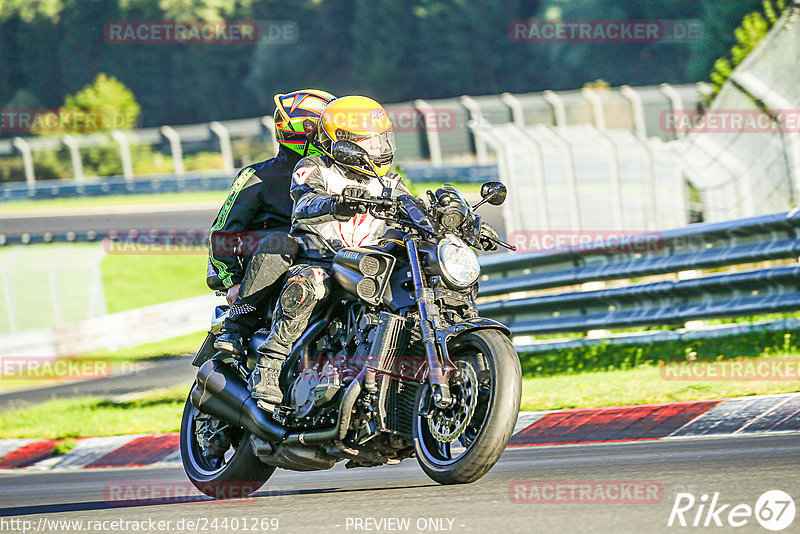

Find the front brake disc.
xmin=427 ymin=362 xmax=478 ymax=443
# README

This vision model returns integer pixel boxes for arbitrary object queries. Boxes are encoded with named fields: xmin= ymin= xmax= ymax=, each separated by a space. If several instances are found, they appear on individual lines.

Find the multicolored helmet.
xmin=273 ymin=89 xmax=336 ymax=157
xmin=317 ymin=96 xmax=396 ymax=177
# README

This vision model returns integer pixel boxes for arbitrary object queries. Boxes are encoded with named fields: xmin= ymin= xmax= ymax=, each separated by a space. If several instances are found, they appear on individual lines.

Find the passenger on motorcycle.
xmin=210 ymin=89 xmax=336 ymax=356
xmin=249 ymin=96 xmax=412 ymax=406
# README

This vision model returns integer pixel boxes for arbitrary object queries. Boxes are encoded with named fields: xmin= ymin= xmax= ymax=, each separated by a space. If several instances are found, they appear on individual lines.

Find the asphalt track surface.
xmin=0 ymin=357 xmax=197 ymax=413
xmin=1 ymin=434 xmax=798 ymax=533
xmin=0 ymin=199 xmax=508 ymax=241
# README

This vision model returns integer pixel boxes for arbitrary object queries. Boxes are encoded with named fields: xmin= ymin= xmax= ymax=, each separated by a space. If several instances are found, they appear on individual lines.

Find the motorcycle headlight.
xmin=438 ymin=235 xmax=480 ymax=289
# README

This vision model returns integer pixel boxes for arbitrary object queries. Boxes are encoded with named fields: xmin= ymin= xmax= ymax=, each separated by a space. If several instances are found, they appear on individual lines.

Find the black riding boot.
xmin=249 ymin=264 xmax=331 ymax=408
xmin=213 ymin=231 xmax=298 ymax=356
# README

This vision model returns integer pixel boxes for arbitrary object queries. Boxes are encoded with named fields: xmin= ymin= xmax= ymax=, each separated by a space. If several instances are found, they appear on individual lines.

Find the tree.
xmin=62 ymin=73 xmax=141 ymax=131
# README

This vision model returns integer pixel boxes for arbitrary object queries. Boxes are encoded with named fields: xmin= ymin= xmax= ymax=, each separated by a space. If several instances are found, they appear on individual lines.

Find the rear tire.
xmin=180 ymin=388 xmax=275 ymax=499
xmin=413 ymin=330 xmax=521 ymax=484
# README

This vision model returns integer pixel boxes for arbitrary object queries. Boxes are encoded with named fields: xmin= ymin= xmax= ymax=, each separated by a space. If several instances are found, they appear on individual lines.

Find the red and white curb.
xmin=1 ymin=393 xmax=798 ymax=470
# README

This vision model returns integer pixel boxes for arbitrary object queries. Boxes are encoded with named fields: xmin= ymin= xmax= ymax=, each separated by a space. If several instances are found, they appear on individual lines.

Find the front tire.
xmin=413 ymin=330 xmax=521 ymax=484
xmin=180 ymin=387 xmax=275 ymax=499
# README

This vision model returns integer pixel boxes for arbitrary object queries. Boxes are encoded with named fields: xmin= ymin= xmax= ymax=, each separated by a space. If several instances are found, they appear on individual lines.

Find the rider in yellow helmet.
xmin=249 ymin=96 xmax=411 ymax=405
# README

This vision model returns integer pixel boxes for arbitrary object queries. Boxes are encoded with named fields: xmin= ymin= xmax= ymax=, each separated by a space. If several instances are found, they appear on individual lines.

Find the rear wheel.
xmin=413 ymin=330 xmax=521 ymax=484
xmin=180 ymin=387 xmax=275 ymax=499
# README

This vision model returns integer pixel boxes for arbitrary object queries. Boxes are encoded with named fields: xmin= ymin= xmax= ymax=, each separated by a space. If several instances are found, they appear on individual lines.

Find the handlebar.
xmin=337 ymin=193 xmax=396 ymax=209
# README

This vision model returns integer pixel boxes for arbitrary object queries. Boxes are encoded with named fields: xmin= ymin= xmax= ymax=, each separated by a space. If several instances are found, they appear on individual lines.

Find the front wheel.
xmin=413 ymin=330 xmax=521 ymax=484
xmin=180 ymin=386 xmax=275 ymax=499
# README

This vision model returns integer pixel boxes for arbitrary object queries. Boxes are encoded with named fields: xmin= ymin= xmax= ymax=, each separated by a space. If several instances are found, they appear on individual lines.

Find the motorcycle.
xmin=180 ymin=141 xmax=522 ymax=498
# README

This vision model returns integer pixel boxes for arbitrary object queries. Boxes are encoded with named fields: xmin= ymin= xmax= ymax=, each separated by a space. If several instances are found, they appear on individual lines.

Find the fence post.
xmin=61 ymin=134 xmax=85 ymax=181
xmin=620 ymin=85 xmax=647 ymax=139
xmin=543 ymin=125 xmax=582 ymax=231
xmin=210 ymin=121 xmax=235 ymax=172
xmin=414 ymin=99 xmax=443 ymax=166
xmin=12 ymin=137 xmax=35 ymax=191
xmin=501 ymin=93 xmax=525 ymax=128
xmin=49 ymin=247 xmax=66 ymax=327
xmin=659 ymin=83 xmax=685 ymax=139
xmin=581 ymin=88 xmax=607 ymax=131
xmin=628 ymin=134 xmax=659 ymax=230
xmin=160 ymin=125 xmax=185 ymax=175
xmin=543 ymin=90 xmax=567 ymax=127
xmin=1 ymin=247 xmax=22 ymax=333
xmin=111 ymin=130 xmax=134 ymax=181
xmin=471 ymin=127 xmax=522 ymax=236
xmin=514 ymin=125 xmax=551 ymax=231
xmin=586 ymin=125 xmax=623 ymax=230
xmin=87 ymin=245 xmax=107 ymax=318
xmin=460 ymin=95 xmax=489 ymax=163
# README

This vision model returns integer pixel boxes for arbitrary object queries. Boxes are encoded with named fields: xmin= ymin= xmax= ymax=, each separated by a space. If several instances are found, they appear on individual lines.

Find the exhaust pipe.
xmin=191 ymin=359 xmax=366 ymax=447
xmin=191 ymin=359 xmax=288 ymax=443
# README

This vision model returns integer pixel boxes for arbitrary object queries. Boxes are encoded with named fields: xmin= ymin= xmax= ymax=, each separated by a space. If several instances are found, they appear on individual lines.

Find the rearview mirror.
xmin=480 ymin=181 xmax=507 ymax=206
xmin=332 ymin=140 xmax=370 ymax=168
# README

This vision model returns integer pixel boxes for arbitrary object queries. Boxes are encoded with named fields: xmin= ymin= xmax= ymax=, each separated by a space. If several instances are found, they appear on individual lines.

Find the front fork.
xmin=405 ymin=237 xmax=457 ymax=409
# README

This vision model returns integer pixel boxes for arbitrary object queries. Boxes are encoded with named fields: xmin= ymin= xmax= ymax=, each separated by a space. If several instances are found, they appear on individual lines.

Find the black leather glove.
xmin=478 ymin=221 xmax=499 ymax=251
xmin=331 ymin=186 xmax=368 ymax=221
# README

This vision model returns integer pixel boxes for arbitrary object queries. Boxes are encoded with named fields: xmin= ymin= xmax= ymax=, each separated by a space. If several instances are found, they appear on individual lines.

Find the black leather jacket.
xmin=208 ymin=146 xmax=302 ymax=288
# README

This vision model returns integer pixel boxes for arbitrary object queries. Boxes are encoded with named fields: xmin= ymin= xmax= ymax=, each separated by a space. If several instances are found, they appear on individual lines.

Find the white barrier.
xmin=0 ymin=293 xmax=220 ymax=358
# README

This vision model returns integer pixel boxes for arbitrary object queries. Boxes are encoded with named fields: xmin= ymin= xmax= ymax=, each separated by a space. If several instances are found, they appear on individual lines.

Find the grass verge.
xmin=0 ymin=387 xmax=187 ymax=439
xmin=101 ymin=252 xmax=209 ymax=313
xmin=0 ymin=331 xmax=205 ymax=392
xmin=3 ymin=354 xmax=798 ymax=439
xmin=521 ymin=354 xmax=800 ymax=411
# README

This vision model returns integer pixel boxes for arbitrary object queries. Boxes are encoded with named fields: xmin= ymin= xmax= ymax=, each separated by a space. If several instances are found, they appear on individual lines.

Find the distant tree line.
xmin=0 ymin=0 xmax=768 ymax=128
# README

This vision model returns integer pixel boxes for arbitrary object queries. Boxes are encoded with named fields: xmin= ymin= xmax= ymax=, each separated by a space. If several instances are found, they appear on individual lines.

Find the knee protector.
xmin=279 ymin=277 xmax=317 ymax=319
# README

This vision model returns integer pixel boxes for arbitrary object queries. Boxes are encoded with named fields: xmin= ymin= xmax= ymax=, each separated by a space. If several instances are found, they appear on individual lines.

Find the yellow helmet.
xmin=317 ymin=96 xmax=396 ymax=177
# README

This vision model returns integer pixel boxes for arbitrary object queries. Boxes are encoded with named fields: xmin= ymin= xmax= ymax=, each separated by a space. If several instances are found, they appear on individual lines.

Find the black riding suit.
xmin=208 ymin=146 xmax=303 ymax=336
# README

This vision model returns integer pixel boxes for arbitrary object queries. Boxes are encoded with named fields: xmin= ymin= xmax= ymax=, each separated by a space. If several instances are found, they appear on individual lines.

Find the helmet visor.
xmin=338 ymin=129 xmax=396 ymax=164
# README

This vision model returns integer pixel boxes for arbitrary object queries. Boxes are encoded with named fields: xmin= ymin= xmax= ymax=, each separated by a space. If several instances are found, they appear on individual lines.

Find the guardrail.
xmin=0 ymin=164 xmax=499 ymax=202
xmin=477 ymin=210 xmax=800 ymax=352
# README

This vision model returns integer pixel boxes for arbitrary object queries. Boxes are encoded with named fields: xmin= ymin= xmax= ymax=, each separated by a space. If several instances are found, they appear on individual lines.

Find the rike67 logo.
xmin=668 ymin=490 xmax=795 ymax=531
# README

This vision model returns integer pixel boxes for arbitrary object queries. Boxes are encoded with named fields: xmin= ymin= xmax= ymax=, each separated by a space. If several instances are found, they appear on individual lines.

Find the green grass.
xmin=101 ymin=251 xmax=209 ymax=313
xmin=0 ymin=387 xmax=187 ymax=439
xmin=3 ymin=355 xmax=798 ymax=438
xmin=521 ymin=355 xmax=800 ymax=411
xmin=519 ymin=328 xmax=800 ymax=376
xmin=84 ymin=331 xmax=206 ymax=362
xmin=0 ymin=331 xmax=205 ymax=392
